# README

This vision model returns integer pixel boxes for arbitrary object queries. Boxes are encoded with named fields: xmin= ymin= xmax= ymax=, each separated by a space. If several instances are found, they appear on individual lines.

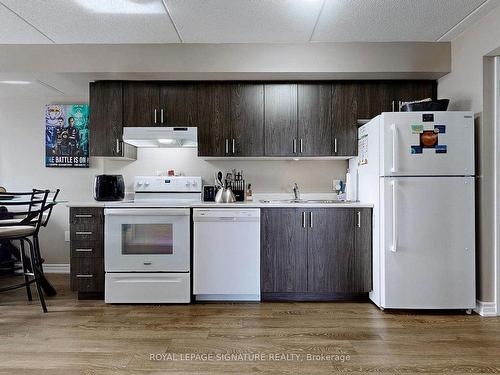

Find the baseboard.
xmin=474 ymin=300 xmax=497 ymax=316
xmin=43 ymin=263 xmax=70 ymax=274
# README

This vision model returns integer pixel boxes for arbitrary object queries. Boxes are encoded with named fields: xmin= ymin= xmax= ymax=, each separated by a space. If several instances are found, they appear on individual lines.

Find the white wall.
xmin=438 ymin=5 xmax=500 ymax=302
xmin=0 ymin=97 xmax=347 ymax=264
xmin=103 ymin=149 xmax=347 ymax=194
xmin=0 ymin=97 xmax=104 ymax=264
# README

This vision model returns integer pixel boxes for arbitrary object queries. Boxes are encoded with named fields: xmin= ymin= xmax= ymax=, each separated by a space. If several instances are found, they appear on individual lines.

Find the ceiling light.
xmin=74 ymin=0 xmax=165 ymax=14
xmin=0 ymin=80 xmax=31 ymax=85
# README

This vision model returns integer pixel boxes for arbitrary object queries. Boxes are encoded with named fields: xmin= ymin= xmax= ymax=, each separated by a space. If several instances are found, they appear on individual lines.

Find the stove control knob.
xmin=191 ymin=180 xmax=198 ymax=187
xmin=137 ymin=181 xmax=143 ymax=187
xmin=144 ymin=181 xmax=150 ymax=187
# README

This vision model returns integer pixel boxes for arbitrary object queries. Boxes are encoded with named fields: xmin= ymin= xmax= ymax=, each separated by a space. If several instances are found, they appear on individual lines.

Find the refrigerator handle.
xmin=391 ymin=180 xmax=398 ymax=253
xmin=391 ymin=123 xmax=398 ymax=173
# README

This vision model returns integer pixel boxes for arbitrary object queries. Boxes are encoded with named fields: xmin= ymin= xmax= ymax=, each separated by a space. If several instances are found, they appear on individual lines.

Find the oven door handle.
xmin=104 ymin=208 xmax=190 ymax=216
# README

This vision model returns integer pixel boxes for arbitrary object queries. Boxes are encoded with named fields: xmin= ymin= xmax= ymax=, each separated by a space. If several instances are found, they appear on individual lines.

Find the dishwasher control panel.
xmin=193 ymin=209 xmax=260 ymax=220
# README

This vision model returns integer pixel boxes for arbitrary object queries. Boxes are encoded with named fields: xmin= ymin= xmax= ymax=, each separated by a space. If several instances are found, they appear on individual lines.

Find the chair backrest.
xmin=0 ymin=190 xmax=50 ymax=235
xmin=32 ymin=189 xmax=60 ymax=227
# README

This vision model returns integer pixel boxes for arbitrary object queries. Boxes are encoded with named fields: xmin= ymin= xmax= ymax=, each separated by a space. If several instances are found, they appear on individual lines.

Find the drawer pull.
xmin=76 ymin=274 xmax=93 ymax=278
xmin=75 ymin=231 xmax=93 ymax=235
xmin=74 ymin=214 xmax=93 ymax=218
xmin=75 ymin=248 xmax=93 ymax=252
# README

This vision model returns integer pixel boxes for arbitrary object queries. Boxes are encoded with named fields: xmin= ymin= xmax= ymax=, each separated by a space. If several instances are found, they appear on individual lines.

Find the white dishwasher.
xmin=193 ymin=208 xmax=260 ymax=301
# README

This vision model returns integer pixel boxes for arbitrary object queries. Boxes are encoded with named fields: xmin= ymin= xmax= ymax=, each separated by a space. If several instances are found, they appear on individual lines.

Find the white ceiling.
xmin=0 ymin=0 xmax=497 ymax=44
xmin=313 ymin=0 xmax=486 ymax=42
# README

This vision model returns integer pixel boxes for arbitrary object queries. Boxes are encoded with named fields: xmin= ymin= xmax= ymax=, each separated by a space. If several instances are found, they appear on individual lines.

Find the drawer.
xmin=71 ymin=241 xmax=103 ymax=258
xmin=105 ymin=273 xmax=190 ymax=303
xmin=70 ymin=207 xmax=103 ymax=226
xmin=71 ymin=257 xmax=104 ymax=293
xmin=70 ymin=222 xmax=103 ymax=242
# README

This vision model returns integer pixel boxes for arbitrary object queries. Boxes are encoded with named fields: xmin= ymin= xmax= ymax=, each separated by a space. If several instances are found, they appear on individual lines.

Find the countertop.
xmin=67 ymin=193 xmax=373 ymax=208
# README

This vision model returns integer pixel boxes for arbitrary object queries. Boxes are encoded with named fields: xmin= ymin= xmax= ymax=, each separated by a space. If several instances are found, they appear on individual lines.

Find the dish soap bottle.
xmin=246 ymin=183 xmax=253 ymax=201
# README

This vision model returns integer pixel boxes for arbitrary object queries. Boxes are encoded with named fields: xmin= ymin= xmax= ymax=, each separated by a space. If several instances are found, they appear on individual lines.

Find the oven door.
xmin=104 ymin=208 xmax=190 ymax=272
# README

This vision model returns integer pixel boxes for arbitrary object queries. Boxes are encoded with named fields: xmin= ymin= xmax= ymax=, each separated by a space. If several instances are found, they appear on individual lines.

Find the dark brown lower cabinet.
xmin=261 ymin=208 xmax=372 ymax=300
xmin=69 ymin=207 xmax=105 ymax=299
xmin=260 ymin=208 xmax=307 ymax=293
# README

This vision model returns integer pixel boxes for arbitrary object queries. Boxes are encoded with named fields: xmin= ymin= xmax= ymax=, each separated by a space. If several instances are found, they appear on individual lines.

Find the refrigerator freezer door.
xmin=381 ymin=112 xmax=474 ymax=176
xmin=380 ymin=176 xmax=475 ymax=309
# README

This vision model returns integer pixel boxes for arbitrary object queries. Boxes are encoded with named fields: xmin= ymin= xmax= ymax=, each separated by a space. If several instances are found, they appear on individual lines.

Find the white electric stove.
xmin=104 ymin=176 xmax=201 ymax=304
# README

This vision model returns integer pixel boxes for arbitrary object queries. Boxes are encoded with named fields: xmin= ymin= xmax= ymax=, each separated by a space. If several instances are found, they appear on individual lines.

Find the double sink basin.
xmin=260 ymin=199 xmax=347 ymax=204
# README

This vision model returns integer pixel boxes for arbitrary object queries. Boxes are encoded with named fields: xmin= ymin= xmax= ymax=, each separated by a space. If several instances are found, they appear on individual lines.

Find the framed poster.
xmin=45 ymin=104 xmax=89 ymax=168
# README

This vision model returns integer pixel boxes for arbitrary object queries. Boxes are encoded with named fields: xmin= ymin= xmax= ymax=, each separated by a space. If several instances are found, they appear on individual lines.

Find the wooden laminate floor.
xmin=0 ymin=274 xmax=499 ymax=374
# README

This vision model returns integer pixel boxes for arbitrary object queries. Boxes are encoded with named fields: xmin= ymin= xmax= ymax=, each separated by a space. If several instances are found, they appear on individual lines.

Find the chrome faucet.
xmin=293 ymin=183 xmax=300 ymax=200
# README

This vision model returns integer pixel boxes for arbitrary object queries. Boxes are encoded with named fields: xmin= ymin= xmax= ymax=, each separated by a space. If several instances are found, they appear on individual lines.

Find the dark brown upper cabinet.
xmin=356 ymin=81 xmax=394 ymax=120
xmin=89 ymin=81 xmax=123 ymax=157
xmin=160 ymin=83 xmax=198 ymax=126
xmin=197 ymin=83 xmax=231 ymax=157
xmin=90 ymin=80 xmax=437 ymax=158
xmin=89 ymin=81 xmax=136 ymax=159
xmin=123 ymin=82 xmax=160 ymax=126
xmin=197 ymin=83 xmax=264 ymax=157
xmin=230 ymin=83 xmax=265 ymax=157
xmin=332 ymin=82 xmax=358 ymax=156
xmin=392 ymin=81 xmax=437 ymax=111
xmin=297 ymin=84 xmax=332 ymax=156
xmin=264 ymin=84 xmax=298 ymax=157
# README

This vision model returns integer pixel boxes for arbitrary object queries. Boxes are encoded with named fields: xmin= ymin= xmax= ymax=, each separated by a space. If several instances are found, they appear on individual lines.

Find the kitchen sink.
xmin=259 ymin=199 xmax=346 ymax=204
xmin=302 ymin=199 xmax=345 ymax=204
xmin=259 ymin=199 xmax=306 ymax=204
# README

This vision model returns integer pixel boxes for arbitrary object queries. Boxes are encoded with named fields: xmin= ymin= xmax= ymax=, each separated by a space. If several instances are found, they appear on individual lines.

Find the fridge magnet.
xmin=411 ymin=124 xmax=424 ymax=134
xmin=410 ymin=125 xmax=447 ymax=154
xmin=434 ymin=125 xmax=446 ymax=134
xmin=358 ymin=126 xmax=369 ymax=165
xmin=435 ymin=145 xmax=447 ymax=154
xmin=45 ymin=104 xmax=89 ymax=168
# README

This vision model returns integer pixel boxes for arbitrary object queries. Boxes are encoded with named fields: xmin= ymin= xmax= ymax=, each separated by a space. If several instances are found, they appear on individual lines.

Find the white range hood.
xmin=122 ymin=127 xmax=197 ymax=148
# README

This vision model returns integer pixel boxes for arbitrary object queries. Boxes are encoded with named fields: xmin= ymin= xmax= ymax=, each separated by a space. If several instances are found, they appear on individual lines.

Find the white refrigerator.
xmin=350 ymin=111 xmax=475 ymax=310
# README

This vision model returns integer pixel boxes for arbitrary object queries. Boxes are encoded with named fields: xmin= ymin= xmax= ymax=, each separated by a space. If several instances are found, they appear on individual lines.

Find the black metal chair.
xmin=0 ymin=190 xmax=50 ymax=312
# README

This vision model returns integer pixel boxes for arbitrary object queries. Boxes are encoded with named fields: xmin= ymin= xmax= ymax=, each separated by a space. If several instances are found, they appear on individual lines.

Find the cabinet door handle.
xmin=293 ymin=139 xmax=297 ymax=154
xmin=225 ymin=139 xmax=229 ymax=154
xmin=232 ymin=139 xmax=235 ymax=154
xmin=154 ymin=109 xmax=157 ymax=124
xmin=76 ymin=274 xmax=93 ymax=278
xmin=309 ymin=211 xmax=313 ymax=228
xmin=302 ymin=212 xmax=306 ymax=228
xmin=334 ymin=138 xmax=338 ymax=153
xmin=74 ymin=214 xmax=93 ymax=218
xmin=392 ymin=100 xmax=395 ymax=112
xmin=75 ymin=231 xmax=93 ymax=235
xmin=115 ymin=139 xmax=121 ymax=155
xmin=300 ymin=139 xmax=303 ymax=153
xmin=357 ymin=211 xmax=361 ymax=228
xmin=160 ymin=108 xmax=164 ymax=124
xmin=75 ymin=248 xmax=93 ymax=252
